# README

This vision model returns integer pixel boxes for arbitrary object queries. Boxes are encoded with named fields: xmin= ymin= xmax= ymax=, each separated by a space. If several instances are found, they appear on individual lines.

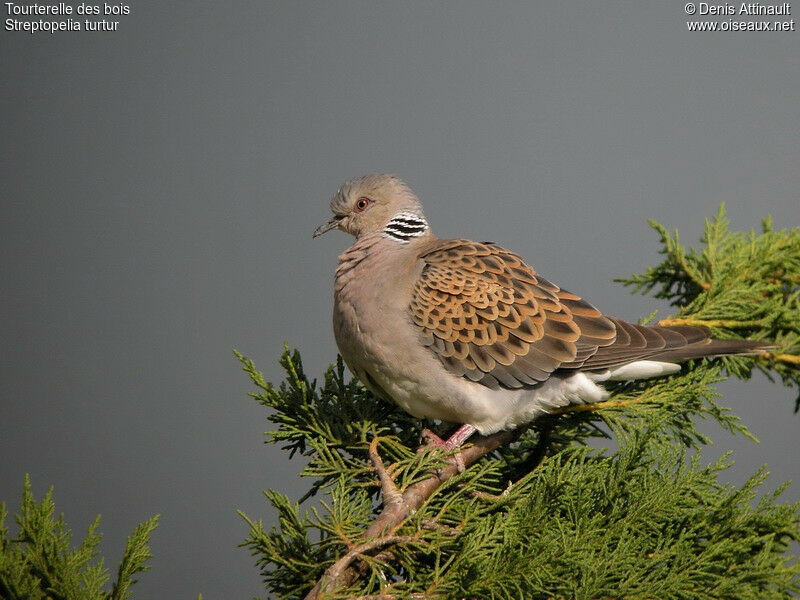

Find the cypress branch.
xmin=239 ymin=206 xmax=800 ymax=599
xmin=617 ymin=205 xmax=800 ymax=403
xmin=0 ymin=476 xmax=159 ymax=600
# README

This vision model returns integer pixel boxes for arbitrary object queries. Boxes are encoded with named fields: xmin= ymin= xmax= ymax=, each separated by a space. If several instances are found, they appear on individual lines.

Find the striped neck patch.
xmin=382 ymin=211 xmax=429 ymax=242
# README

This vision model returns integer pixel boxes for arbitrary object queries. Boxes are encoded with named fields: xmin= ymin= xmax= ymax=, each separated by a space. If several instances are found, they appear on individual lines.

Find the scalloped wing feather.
xmin=410 ymin=239 xmax=618 ymax=389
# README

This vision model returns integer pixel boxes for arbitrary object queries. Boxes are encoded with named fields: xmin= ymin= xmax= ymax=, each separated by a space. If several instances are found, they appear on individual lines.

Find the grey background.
xmin=1 ymin=2 xmax=798 ymax=598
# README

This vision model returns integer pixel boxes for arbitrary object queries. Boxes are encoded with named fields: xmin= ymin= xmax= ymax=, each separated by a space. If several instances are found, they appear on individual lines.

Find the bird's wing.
xmin=409 ymin=239 xmax=618 ymax=389
xmin=409 ymin=239 xmax=725 ymax=389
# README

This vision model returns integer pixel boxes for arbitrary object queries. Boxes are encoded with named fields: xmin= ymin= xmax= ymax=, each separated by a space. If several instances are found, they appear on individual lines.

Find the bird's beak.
xmin=313 ymin=215 xmax=343 ymax=238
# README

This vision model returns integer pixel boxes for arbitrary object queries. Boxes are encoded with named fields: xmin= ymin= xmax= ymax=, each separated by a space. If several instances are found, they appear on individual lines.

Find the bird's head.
xmin=313 ymin=174 xmax=427 ymax=240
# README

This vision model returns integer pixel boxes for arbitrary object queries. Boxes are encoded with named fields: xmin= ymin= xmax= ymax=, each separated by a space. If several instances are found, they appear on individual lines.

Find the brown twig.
xmin=657 ymin=316 xmax=766 ymax=329
xmin=303 ymin=426 xmax=529 ymax=599
xmin=551 ymin=396 xmax=647 ymax=415
xmin=368 ymin=437 xmax=403 ymax=507
xmin=769 ymin=353 xmax=800 ymax=365
xmin=465 ymin=482 xmax=513 ymax=503
xmin=344 ymin=594 xmax=439 ymax=600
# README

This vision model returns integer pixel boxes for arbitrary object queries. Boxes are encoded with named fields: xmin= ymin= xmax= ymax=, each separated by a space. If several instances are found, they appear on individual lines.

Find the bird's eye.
xmin=354 ymin=197 xmax=372 ymax=213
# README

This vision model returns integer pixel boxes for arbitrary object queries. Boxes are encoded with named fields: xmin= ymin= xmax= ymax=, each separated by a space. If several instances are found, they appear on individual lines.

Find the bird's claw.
xmin=419 ymin=428 xmax=466 ymax=473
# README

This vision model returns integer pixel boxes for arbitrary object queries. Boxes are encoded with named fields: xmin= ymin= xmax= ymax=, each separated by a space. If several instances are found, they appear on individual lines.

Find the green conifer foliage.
xmin=618 ymin=206 xmax=799 ymax=399
xmin=239 ymin=207 xmax=799 ymax=600
xmin=0 ymin=476 xmax=158 ymax=600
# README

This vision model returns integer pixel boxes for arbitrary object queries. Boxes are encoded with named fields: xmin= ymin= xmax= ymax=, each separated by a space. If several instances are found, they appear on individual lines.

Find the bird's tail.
xmin=650 ymin=338 xmax=773 ymax=362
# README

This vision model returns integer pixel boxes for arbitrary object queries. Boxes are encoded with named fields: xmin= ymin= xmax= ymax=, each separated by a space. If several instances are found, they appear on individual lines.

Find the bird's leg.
xmin=419 ymin=424 xmax=477 ymax=473
xmin=444 ymin=423 xmax=479 ymax=447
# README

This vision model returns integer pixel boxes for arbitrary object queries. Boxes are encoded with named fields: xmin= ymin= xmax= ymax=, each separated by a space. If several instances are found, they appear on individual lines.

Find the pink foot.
xmin=418 ymin=424 xmax=477 ymax=472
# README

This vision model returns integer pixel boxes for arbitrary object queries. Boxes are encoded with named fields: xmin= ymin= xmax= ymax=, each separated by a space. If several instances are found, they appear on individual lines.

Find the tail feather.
xmin=650 ymin=338 xmax=773 ymax=362
xmin=578 ymin=317 xmax=773 ymax=373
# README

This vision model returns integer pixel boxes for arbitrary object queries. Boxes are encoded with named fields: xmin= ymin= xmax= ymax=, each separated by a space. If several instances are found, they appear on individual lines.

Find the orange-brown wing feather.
xmin=410 ymin=240 xmax=616 ymax=389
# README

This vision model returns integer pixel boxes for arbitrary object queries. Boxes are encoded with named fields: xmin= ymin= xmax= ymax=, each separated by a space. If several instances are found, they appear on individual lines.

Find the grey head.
xmin=313 ymin=174 xmax=430 ymax=241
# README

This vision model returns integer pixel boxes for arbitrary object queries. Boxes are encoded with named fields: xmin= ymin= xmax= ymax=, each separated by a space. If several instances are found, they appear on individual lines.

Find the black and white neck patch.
xmin=382 ymin=211 xmax=429 ymax=242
